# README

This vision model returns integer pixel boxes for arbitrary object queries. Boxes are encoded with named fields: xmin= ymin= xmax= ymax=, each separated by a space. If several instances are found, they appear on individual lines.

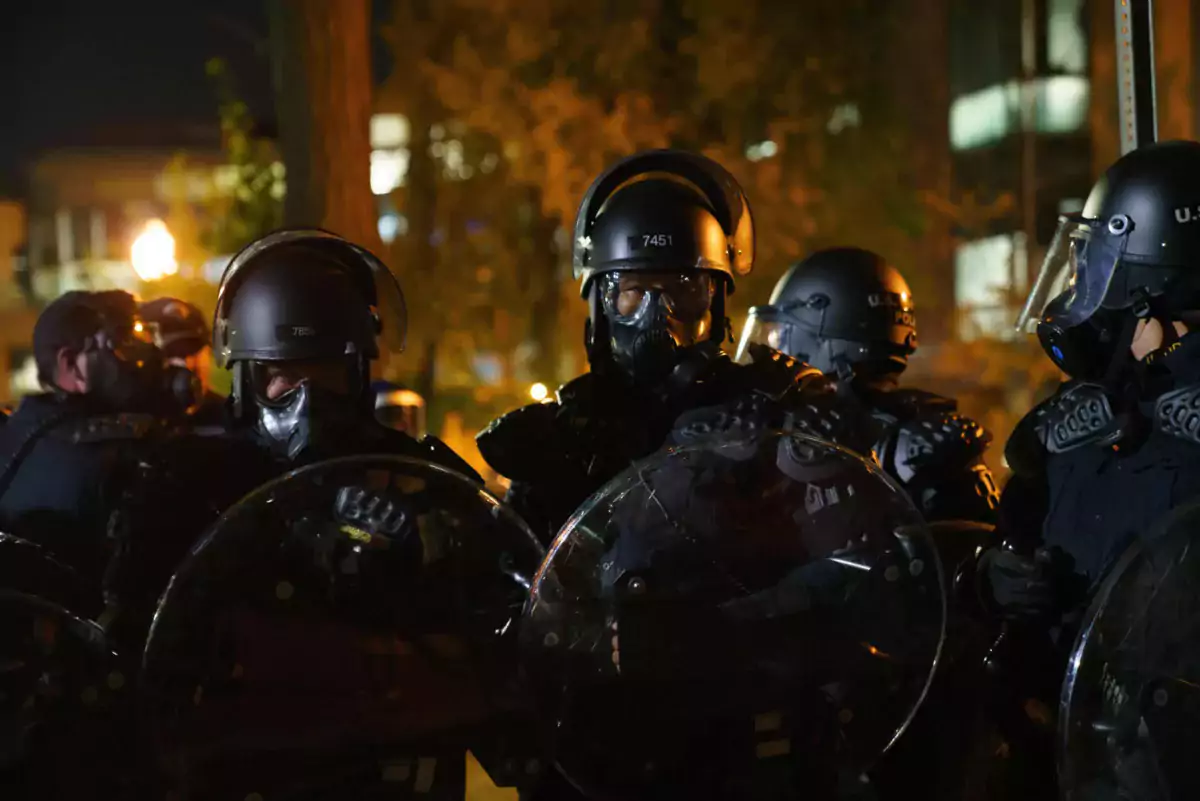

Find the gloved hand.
xmin=977 ymin=547 xmax=1058 ymax=620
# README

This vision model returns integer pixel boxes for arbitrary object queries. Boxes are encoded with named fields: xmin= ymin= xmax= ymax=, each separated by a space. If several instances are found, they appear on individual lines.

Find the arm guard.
xmin=883 ymin=411 xmax=1000 ymax=524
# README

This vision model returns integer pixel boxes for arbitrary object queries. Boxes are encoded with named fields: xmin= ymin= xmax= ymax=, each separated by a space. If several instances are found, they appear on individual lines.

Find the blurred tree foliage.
xmin=378 ymin=0 xmax=936 ymax=400
xmin=202 ymin=58 xmax=285 ymax=255
xmin=415 ymin=0 xmax=932 ymax=312
xmin=373 ymin=0 xmax=1051 ymax=470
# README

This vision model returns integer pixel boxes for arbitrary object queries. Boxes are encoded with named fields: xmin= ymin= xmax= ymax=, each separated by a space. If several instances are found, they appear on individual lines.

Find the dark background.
xmin=0 ymin=0 xmax=396 ymax=195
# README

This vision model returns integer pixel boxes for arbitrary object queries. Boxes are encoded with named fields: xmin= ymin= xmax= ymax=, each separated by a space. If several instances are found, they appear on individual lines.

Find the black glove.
xmin=978 ymin=547 xmax=1058 ymax=620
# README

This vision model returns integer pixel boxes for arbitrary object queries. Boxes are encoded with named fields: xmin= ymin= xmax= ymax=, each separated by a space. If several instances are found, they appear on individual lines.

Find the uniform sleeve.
xmin=994 ymin=470 xmax=1050 ymax=552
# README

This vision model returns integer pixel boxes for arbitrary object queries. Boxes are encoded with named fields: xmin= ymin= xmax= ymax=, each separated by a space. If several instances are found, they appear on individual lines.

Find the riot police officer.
xmin=998 ymin=140 xmax=1200 ymax=602
xmin=0 ymin=290 xmax=196 ymax=581
xmin=213 ymin=227 xmax=479 ymax=479
xmin=477 ymin=150 xmax=866 ymax=544
xmin=968 ymin=140 xmax=1200 ymax=801
xmin=736 ymin=247 xmax=1000 ymax=524
xmin=140 ymin=296 xmax=227 ymax=427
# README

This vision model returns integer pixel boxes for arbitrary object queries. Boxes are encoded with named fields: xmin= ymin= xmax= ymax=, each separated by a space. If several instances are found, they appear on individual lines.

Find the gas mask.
xmin=253 ymin=380 xmax=361 ymax=463
xmin=83 ymin=333 xmax=198 ymax=415
xmin=1036 ymin=295 xmax=1126 ymax=381
xmin=1018 ymin=213 xmax=1135 ymax=380
xmin=599 ymin=272 xmax=715 ymax=387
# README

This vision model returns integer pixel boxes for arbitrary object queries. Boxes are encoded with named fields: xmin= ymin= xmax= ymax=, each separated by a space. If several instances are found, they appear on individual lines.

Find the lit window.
xmin=1047 ymin=0 xmax=1087 ymax=74
xmin=955 ymin=233 xmax=1027 ymax=339
xmin=377 ymin=213 xmax=408 ymax=244
xmin=950 ymin=84 xmax=1017 ymax=151
xmin=827 ymin=103 xmax=861 ymax=134
xmin=370 ymin=114 xmax=410 ymax=149
xmin=950 ymin=76 xmax=1089 ymax=150
xmin=745 ymin=140 xmax=778 ymax=162
xmin=370 ymin=150 xmax=410 ymax=195
xmin=1037 ymin=75 xmax=1090 ymax=133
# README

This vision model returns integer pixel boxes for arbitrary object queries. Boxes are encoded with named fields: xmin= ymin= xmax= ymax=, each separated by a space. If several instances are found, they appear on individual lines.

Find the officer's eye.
xmin=616 ymin=287 xmax=646 ymax=316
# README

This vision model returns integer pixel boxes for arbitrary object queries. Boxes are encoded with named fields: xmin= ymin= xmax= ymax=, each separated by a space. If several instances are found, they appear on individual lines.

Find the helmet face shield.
xmin=1016 ymin=214 xmax=1130 ymax=333
xmin=599 ymin=271 xmax=715 ymax=328
xmin=734 ymin=307 xmax=794 ymax=363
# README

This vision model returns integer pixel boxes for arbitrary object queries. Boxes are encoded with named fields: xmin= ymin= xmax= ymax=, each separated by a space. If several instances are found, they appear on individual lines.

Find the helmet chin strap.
xmin=1128 ymin=288 xmax=1179 ymax=361
xmin=1102 ymin=313 xmax=1141 ymax=386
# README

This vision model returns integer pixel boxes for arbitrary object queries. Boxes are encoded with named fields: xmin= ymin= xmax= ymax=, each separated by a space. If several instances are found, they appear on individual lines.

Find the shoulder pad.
xmin=741 ymin=344 xmax=823 ymax=401
xmin=1032 ymin=382 xmax=1121 ymax=454
xmin=476 ymin=401 xmax=561 ymax=481
xmin=52 ymin=413 xmax=160 ymax=444
xmin=1154 ymin=383 xmax=1200 ymax=446
xmin=889 ymin=411 xmax=992 ymax=482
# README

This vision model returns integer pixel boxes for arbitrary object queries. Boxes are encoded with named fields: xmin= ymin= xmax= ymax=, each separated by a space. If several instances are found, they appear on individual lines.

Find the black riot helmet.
xmin=736 ymin=247 xmax=917 ymax=378
xmin=214 ymin=228 xmax=407 ymax=461
xmin=1018 ymin=141 xmax=1200 ymax=375
xmin=573 ymin=149 xmax=754 ymax=386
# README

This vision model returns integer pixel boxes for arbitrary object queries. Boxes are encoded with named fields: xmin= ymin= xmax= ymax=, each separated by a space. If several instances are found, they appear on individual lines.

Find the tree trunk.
xmin=267 ymin=0 xmax=381 ymax=252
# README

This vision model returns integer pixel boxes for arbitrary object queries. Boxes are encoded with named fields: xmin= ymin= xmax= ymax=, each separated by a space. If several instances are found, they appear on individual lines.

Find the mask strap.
xmin=1132 ymin=290 xmax=1181 ymax=369
xmin=1102 ymin=313 xmax=1140 ymax=386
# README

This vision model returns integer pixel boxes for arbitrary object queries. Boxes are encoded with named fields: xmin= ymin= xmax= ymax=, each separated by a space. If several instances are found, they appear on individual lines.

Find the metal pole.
xmin=1115 ymin=0 xmax=1158 ymax=154
xmin=1019 ymin=0 xmax=1038 ymax=294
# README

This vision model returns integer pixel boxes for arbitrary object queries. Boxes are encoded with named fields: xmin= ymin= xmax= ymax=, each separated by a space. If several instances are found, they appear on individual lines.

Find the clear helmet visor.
xmin=1015 ymin=214 xmax=1129 ymax=333
xmin=734 ymin=307 xmax=794 ymax=364
xmin=599 ymin=272 xmax=714 ymax=325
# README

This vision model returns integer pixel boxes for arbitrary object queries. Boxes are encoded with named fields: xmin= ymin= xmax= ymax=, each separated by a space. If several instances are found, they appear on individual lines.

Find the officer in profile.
xmin=0 ymin=290 xmax=195 ymax=580
xmin=736 ymin=247 xmax=999 ymax=524
xmin=140 ymin=296 xmax=227 ymax=427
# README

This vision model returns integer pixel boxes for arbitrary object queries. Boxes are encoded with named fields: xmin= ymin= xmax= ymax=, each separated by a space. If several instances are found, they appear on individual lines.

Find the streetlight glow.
xmin=131 ymin=219 xmax=179 ymax=282
xmin=530 ymin=382 xmax=549 ymax=402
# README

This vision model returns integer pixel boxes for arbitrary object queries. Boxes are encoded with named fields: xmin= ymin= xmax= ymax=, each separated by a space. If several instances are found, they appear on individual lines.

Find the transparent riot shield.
xmin=1059 ymin=502 xmax=1200 ymax=801
xmin=0 ymin=590 xmax=129 ymax=799
xmin=521 ymin=430 xmax=947 ymax=801
xmin=139 ymin=456 xmax=546 ymax=800
xmin=0 ymin=532 xmax=100 ymax=617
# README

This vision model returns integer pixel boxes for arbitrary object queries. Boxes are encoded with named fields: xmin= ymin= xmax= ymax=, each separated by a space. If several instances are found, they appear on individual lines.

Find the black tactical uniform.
xmin=213 ymin=228 xmax=481 ymax=479
xmin=737 ymin=247 xmax=999 ymax=524
xmin=1003 ymin=140 xmax=1200 ymax=592
xmin=967 ymin=141 xmax=1200 ymax=801
xmin=478 ymin=151 xmax=866 ymax=544
xmin=0 ymin=291 xmax=197 ymax=585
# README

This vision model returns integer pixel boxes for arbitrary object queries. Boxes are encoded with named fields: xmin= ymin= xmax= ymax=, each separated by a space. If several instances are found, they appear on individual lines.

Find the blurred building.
xmin=5 ymin=123 xmax=239 ymax=400
xmin=948 ymin=0 xmax=1200 ymax=341
xmin=947 ymin=0 xmax=1092 ymax=340
xmin=0 ymin=200 xmax=37 ymax=401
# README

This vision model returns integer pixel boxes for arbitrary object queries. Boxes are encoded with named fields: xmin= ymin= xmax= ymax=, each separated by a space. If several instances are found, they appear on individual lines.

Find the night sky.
xmin=0 ymin=0 xmax=273 ymax=195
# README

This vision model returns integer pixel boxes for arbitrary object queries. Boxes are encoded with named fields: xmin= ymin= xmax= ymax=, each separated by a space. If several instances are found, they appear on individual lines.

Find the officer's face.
xmin=610 ymin=272 xmax=714 ymax=346
xmin=259 ymin=358 xmax=350 ymax=401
